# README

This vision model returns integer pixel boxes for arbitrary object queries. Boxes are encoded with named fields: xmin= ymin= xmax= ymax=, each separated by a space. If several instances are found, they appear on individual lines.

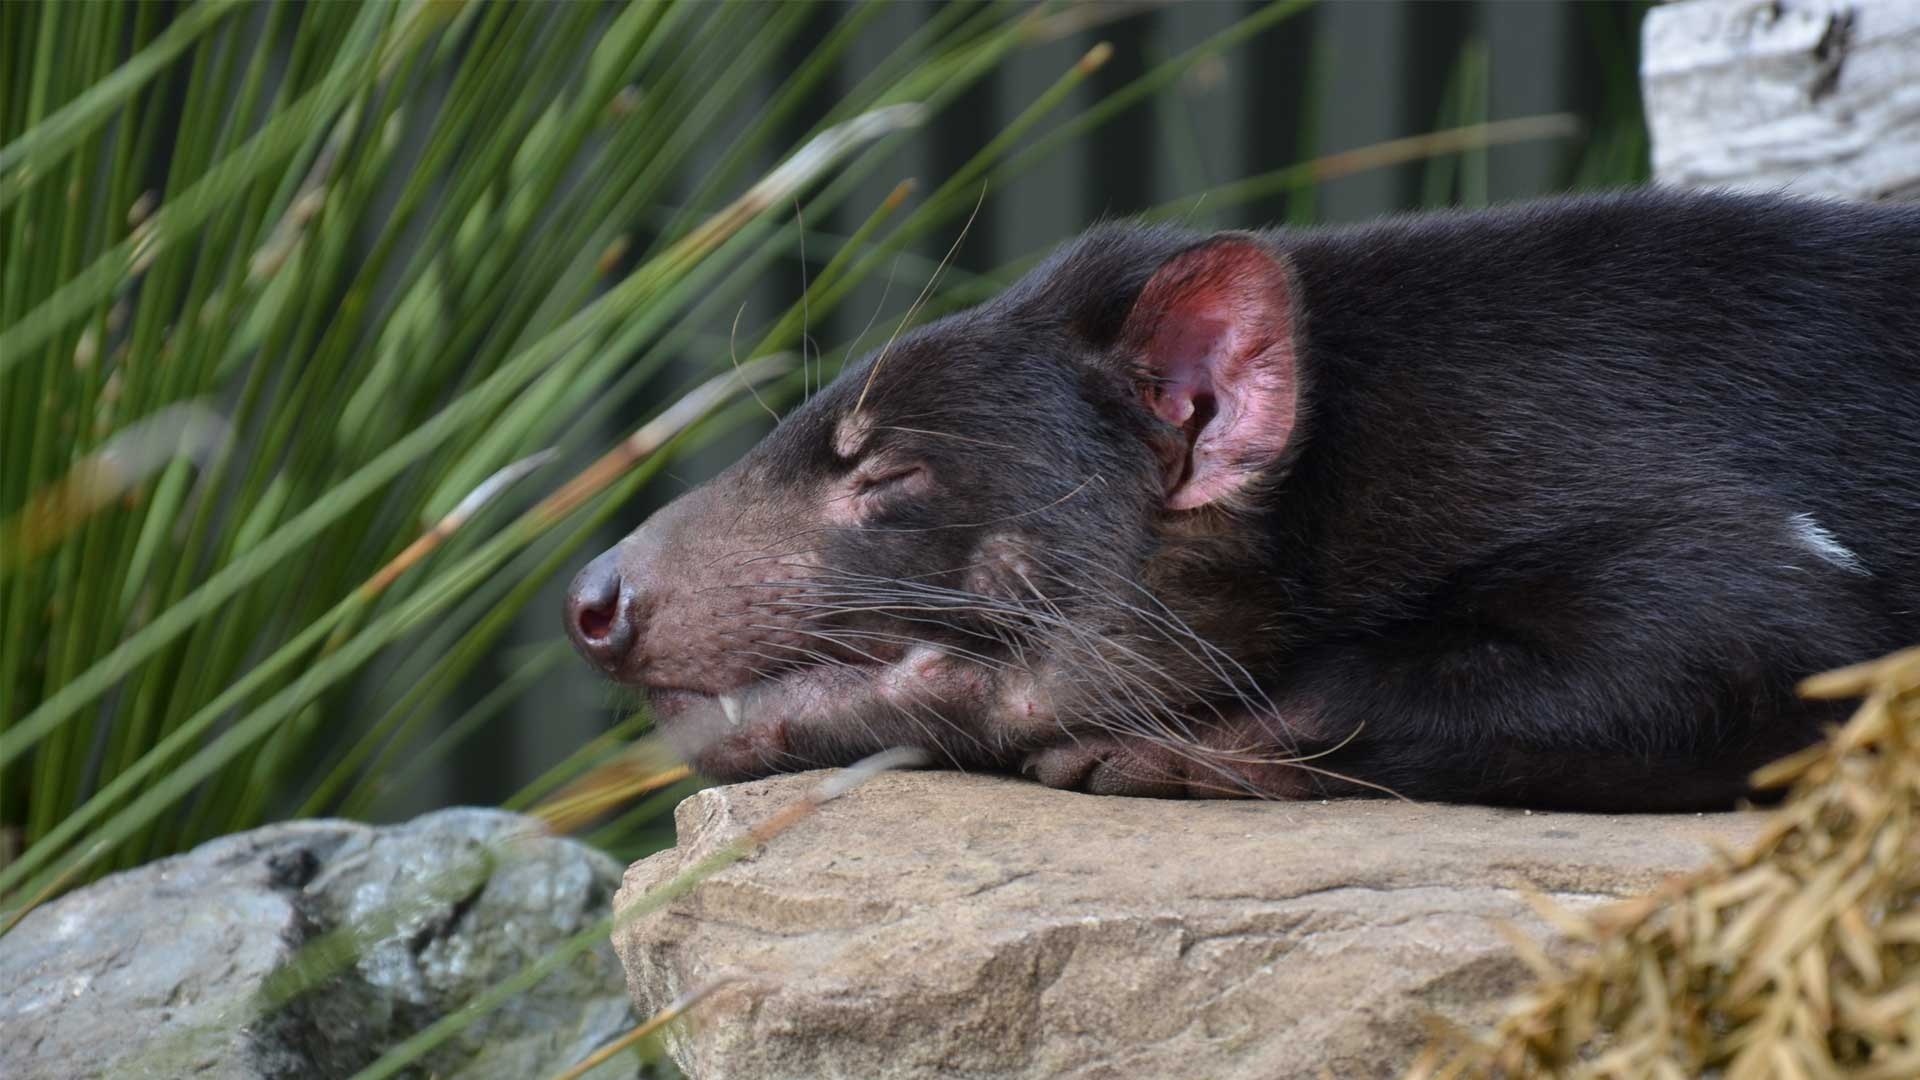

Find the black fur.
xmin=1216 ymin=192 xmax=1920 ymax=807
xmin=568 ymin=189 xmax=1920 ymax=811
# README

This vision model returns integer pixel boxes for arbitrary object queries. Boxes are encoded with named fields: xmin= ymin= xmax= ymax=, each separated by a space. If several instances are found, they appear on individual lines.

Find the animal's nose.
xmin=565 ymin=548 xmax=637 ymax=674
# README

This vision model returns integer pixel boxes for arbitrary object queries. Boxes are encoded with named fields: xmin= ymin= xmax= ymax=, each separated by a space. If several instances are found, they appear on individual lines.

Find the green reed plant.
xmin=0 ymin=0 xmax=1656 ymax=1070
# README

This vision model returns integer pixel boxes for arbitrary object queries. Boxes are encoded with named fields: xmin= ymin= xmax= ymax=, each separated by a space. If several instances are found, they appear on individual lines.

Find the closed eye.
xmin=855 ymin=463 xmax=928 ymax=495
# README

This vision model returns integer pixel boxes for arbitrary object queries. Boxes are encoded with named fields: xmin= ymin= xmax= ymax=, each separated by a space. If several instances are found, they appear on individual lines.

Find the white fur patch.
xmin=1787 ymin=513 xmax=1869 ymax=576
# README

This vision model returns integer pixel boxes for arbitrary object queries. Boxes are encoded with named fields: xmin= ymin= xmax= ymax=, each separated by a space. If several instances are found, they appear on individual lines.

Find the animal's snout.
xmin=564 ymin=478 xmax=798 ymax=694
xmin=565 ymin=547 xmax=639 ymax=674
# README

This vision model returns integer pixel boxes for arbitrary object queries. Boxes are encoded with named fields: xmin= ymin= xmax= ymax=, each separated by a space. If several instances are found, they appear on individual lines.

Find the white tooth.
xmin=719 ymin=695 xmax=743 ymax=727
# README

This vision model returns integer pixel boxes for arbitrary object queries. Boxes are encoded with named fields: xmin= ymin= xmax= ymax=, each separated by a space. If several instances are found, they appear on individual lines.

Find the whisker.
xmin=842 ymin=251 xmax=903 ymax=379
xmin=866 ymin=425 xmax=1023 ymax=452
xmin=675 ymin=521 xmax=1382 ymax=800
xmin=735 ymin=640 xmax=985 ymax=763
xmin=855 ymin=180 xmax=987 ymax=413
xmin=859 ymin=474 xmax=1104 ymax=534
xmin=729 ymin=301 xmax=779 ymax=424
xmin=794 ymin=197 xmax=812 ymax=401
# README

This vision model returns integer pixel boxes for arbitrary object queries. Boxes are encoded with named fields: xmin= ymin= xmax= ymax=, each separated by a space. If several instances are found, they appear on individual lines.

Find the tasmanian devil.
xmin=564 ymin=189 xmax=1920 ymax=812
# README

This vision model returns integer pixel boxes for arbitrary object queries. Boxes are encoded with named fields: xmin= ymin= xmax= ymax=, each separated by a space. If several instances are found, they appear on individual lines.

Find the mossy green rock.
xmin=1 ymin=809 xmax=636 ymax=1079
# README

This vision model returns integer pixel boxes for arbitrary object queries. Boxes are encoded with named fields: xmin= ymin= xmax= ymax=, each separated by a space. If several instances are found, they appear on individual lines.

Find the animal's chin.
xmin=638 ymin=660 xmax=896 ymax=779
xmin=632 ymin=645 xmax=1014 ymax=780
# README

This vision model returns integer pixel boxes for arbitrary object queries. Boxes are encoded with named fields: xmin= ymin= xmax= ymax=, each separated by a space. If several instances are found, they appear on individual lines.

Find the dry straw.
xmin=1413 ymin=645 xmax=1920 ymax=1079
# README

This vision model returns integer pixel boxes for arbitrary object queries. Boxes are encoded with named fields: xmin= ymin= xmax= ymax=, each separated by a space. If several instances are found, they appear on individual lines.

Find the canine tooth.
xmin=719 ymin=694 xmax=743 ymax=727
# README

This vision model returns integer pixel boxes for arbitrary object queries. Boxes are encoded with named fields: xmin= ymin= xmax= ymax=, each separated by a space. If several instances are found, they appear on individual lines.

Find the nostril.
xmin=565 ymin=553 xmax=633 ymax=663
xmin=575 ymin=595 xmax=616 ymax=642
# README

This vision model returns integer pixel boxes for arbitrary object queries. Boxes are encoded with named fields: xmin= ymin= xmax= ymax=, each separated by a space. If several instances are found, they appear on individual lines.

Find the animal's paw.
xmin=1019 ymin=737 xmax=1192 ymax=797
xmin=1019 ymin=729 xmax=1327 ymax=799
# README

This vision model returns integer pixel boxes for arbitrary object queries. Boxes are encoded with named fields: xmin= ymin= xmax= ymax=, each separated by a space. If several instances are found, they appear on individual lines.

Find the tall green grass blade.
xmin=0 ymin=0 xmax=243 ymax=191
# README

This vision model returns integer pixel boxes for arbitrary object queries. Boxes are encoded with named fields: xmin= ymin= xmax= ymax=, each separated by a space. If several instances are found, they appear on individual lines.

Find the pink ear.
xmin=1118 ymin=236 xmax=1300 ymax=511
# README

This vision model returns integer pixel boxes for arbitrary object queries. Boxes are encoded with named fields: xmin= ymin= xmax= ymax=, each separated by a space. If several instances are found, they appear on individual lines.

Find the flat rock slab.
xmin=615 ymin=772 xmax=1767 ymax=1079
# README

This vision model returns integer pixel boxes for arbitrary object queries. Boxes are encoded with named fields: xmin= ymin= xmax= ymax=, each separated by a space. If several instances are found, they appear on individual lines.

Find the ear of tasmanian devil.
xmin=1118 ymin=235 xmax=1300 ymax=511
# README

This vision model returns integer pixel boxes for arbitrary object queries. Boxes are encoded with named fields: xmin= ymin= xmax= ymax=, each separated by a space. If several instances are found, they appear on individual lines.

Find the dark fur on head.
xmin=567 ymin=189 xmax=1920 ymax=811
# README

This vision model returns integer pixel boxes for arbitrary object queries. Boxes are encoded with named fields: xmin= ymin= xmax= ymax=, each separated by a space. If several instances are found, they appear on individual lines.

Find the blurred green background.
xmin=0 ymin=0 xmax=1651 ymax=909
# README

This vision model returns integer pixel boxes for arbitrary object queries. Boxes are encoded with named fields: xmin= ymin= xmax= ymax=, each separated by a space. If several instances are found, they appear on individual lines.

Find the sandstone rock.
xmin=615 ymin=772 xmax=1767 ymax=1079
xmin=0 ymin=808 xmax=640 ymax=1080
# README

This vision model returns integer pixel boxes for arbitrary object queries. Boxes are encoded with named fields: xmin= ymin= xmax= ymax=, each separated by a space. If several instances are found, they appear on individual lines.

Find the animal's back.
xmin=1279 ymin=189 xmax=1920 ymax=628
